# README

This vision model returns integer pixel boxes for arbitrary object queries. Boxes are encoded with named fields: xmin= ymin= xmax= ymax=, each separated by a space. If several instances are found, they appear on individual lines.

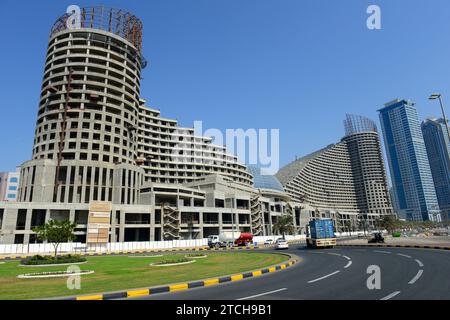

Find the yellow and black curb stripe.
xmin=63 ymin=257 xmax=299 ymax=300
xmin=338 ymin=244 xmax=450 ymax=250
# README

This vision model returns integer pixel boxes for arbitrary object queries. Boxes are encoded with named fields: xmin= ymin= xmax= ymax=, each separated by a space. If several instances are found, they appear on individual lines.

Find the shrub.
xmin=21 ymin=254 xmax=86 ymax=265
xmin=186 ymin=253 xmax=206 ymax=257
xmin=153 ymin=257 xmax=190 ymax=265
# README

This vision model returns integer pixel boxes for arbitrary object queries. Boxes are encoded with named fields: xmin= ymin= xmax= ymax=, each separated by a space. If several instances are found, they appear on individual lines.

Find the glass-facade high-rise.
xmin=378 ymin=99 xmax=441 ymax=221
xmin=422 ymin=118 xmax=450 ymax=220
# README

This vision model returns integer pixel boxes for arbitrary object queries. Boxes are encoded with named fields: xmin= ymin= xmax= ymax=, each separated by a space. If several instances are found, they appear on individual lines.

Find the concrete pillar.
xmin=110 ymin=210 xmax=116 ymax=242
xmin=218 ymin=210 xmax=223 ymax=233
xmin=44 ymin=209 xmax=50 ymax=223
xmin=198 ymin=210 xmax=204 ymax=239
xmin=268 ymin=213 xmax=273 ymax=236
xmin=149 ymin=207 xmax=155 ymax=241
xmin=23 ymin=209 xmax=33 ymax=244
xmin=69 ymin=209 xmax=75 ymax=223
xmin=1 ymin=208 xmax=18 ymax=244
xmin=119 ymin=210 xmax=125 ymax=242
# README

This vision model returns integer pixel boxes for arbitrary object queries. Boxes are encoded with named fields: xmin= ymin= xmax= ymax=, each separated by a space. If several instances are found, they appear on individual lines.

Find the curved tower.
xmin=277 ymin=114 xmax=393 ymax=227
xmin=342 ymin=114 xmax=392 ymax=217
xmin=18 ymin=7 xmax=145 ymax=204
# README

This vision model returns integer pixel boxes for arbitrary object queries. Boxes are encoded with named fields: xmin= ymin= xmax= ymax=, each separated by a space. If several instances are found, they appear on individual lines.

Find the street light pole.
xmin=429 ymin=93 xmax=450 ymax=222
xmin=429 ymin=94 xmax=450 ymax=143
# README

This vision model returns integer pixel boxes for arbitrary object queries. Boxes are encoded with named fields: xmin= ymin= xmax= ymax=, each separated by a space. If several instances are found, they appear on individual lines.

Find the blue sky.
xmin=1 ymin=0 xmax=450 ymax=172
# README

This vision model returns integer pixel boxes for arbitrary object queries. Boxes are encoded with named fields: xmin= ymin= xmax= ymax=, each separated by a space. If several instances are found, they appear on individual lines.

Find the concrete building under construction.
xmin=0 ymin=7 xmax=302 ymax=245
xmin=276 ymin=114 xmax=393 ymax=229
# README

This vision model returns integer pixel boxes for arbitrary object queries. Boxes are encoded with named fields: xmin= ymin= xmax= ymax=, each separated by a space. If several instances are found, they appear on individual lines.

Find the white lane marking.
xmin=396 ymin=253 xmax=411 ymax=258
xmin=373 ymin=250 xmax=392 ymax=254
xmin=237 ymin=288 xmax=287 ymax=300
xmin=408 ymin=270 xmax=423 ymax=285
xmin=380 ymin=291 xmax=401 ymax=300
xmin=343 ymin=255 xmax=351 ymax=260
xmin=344 ymin=260 xmax=352 ymax=269
xmin=327 ymin=252 xmax=342 ymax=256
xmin=307 ymin=270 xmax=340 ymax=283
xmin=415 ymin=259 xmax=424 ymax=267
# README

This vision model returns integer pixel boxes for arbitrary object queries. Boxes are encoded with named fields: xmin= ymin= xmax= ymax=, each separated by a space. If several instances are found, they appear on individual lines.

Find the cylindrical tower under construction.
xmin=18 ymin=7 xmax=146 ymax=205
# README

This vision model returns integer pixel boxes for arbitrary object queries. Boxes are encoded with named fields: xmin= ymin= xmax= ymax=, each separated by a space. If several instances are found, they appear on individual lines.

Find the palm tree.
xmin=272 ymin=215 xmax=295 ymax=239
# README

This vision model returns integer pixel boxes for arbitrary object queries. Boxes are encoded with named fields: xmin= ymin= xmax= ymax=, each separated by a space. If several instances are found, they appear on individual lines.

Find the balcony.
xmin=125 ymin=220 xmax=150 ymax=225
xmin=203 ymin=220 xmax=219 ymax=224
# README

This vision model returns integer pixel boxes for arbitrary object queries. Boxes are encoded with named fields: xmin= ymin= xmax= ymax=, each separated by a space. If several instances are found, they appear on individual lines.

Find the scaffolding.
xmin=51 ymin=6 xmax=143 ymax=52
xmin=344 ymin=114 xmax=378 ymax=137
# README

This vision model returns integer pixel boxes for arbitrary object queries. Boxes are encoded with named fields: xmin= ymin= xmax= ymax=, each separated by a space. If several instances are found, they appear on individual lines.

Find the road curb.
xmin=57 ymin=254 xmax=299 ymax=300
xmin=337 ymin=243 xmax=450 ymax=250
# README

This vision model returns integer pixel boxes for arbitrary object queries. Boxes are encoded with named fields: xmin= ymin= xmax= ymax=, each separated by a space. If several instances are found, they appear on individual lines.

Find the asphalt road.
xmin=131 ymin=244 xmax=450 ymax=300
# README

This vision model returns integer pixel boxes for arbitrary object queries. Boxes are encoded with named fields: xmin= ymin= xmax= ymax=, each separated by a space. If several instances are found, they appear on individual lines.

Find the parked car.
xmin=275 ymin=238 xmax=289 ymax=249
xmin=264 ymin=239 xmax=274 ymax=245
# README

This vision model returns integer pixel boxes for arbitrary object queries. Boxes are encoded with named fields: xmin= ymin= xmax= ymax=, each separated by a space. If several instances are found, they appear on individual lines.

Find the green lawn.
xmin=0 ymin=252 xmax=288 ymax=300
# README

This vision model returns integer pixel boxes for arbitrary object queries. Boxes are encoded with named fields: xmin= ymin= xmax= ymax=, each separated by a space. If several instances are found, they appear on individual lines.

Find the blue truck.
xmin=306 ymin=219 xmax=336 ymax=248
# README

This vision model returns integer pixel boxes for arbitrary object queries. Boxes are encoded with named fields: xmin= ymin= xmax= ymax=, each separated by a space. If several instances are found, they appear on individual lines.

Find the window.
xmin=7 ymin=194 xmax=15 ymax=199
xmin=9 ymin=177 xmax=18 ymax=183
xmin=8 ymin=186 xmax=17 ymax=191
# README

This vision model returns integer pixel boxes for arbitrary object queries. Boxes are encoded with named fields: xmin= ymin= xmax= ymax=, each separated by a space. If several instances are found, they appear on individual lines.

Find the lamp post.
xmin=429 ymin=93 xmax=450 ymax=142
xmin=428 ymin=94 xmax=449 ymax=223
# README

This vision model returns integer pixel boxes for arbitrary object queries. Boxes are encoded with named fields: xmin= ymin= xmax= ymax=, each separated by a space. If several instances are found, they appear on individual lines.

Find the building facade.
xmin=276 ymin=114 xmax=393 ymax=229
xmin=0 ymin=7 xmax=302 ymax=245
xmin=137 ymin=102 xmax=253 ymax=186
xmin=422 ymin=118 xmax=450 ymax=220
xmin=378 ymin=99 xmax=441 ymax=221
xmin=0 ymin=168 xmax=20 ymax=202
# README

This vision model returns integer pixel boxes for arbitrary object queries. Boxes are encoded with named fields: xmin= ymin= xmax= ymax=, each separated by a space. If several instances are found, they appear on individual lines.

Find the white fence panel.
xmin=0 ymin=237 xmax=209 ymax=255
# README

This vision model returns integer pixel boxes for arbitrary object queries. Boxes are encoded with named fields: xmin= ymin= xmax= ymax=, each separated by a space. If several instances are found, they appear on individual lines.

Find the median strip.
xmin=62 ymin=256 xmax=299 ymax=300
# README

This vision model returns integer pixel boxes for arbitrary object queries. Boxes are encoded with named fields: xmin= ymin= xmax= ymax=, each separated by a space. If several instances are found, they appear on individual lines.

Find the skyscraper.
xmin=422 ymin=118 xmax=450 ymax=220
xmin=378 ymin=99 xmax=441 ymax=221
